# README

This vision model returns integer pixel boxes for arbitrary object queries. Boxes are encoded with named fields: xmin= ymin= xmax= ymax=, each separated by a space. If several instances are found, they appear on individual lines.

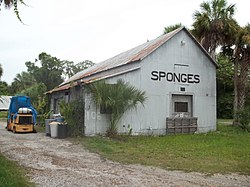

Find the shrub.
xmin=87 ymin=79 xmax=146 ymax=137
xmin=59 ymin=99 xmax=85 ymax=136
xmin=236 ymin=106 xmax=250 ymax=131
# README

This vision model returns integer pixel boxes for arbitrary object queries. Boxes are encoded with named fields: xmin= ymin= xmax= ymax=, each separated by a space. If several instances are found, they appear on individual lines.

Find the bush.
xmin=0 ymin=111 xmax=8 ymax=119
xmin=217 ymin=92 xmax=233 ymax=118
xmin=87 ymin=79 xmax=146 ymax=137
xmin=236 ymin=106 xmax=250 ymax=131
xmin=59 ymin=100 xmax=85 ymax=136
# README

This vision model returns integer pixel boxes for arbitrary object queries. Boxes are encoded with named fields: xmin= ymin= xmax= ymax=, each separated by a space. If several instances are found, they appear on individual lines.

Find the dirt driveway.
xmin=0 ymin=121 xmax=249 ymax=187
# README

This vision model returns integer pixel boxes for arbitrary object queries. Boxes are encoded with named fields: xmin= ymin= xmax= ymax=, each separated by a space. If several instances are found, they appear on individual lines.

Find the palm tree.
xmin=0 ymin=64 xmax=3 ymax=79
xmin=0 ymin=0 xmax=25 ymax=22
xmin=192 ymin=0 xmax=236 ymax=59
xmin=88 ymin=79 xmax=146 ymax=137
xmin=9 ymin=71 xmax=36 ymax=94
xmin=231 ymin=24 xmax=250 ymax=125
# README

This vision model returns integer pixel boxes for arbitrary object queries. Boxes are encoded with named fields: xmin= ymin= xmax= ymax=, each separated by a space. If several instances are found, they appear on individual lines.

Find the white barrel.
xmin=50 ymin=122 xmax=59 ymax=138
xmin=18 ymin=107 xmax=32 ymax=114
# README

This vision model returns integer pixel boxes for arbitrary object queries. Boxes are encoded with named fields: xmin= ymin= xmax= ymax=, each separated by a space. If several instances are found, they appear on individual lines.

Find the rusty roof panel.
xmin=50 ymin=27 xmax=217 ymax=94
xmin=46 ymin=82 xmax=74 ymax=94
xmin=59 ymin=28 xmax=182 ymax=87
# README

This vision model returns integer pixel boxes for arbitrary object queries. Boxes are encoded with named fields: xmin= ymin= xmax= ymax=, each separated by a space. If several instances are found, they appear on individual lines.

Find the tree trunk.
xmin=233 ymin=60 xmax=239 ymax=125
xmin=233 ymin=55 xmax=250 ymax=125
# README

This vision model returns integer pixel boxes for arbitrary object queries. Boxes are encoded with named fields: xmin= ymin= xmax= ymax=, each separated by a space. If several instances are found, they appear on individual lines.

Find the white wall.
xmin=139 ymin=30 xmax=216 ymax=133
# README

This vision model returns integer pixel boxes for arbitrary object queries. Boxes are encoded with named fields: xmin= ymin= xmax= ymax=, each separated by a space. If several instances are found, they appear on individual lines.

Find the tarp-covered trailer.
xmin=7 ymin=96 xmax=37 ymax=133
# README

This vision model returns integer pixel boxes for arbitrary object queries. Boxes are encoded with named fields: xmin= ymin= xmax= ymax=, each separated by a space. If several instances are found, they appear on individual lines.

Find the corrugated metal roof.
xmin=59 ymin=27 xmax=182 ymax=87
xmin=49 ymin=27 xmax=216 ymax=94
xmin=46 ymin=82 xmax=75 ymax=94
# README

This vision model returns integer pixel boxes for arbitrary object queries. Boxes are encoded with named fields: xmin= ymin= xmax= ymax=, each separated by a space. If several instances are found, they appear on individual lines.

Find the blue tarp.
xmin=7 ymin=96 xmax=37 ymax=124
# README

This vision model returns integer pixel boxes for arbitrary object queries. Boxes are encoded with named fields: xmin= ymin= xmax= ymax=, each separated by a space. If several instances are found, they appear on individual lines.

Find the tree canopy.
xmin=192 ymin=0 xmax=250 ymax=127
xmin=25 ymin=53 xmax=64 ymax=91
xmin=63 ymin=60 xmax=94 ymax=80
xmin=192 ymin=0 xmax=236 ymax=59
xmin=5 ymin=52 xmax=94 ymax=115
xmin=9 ymin=71 xmax=36 ymax=94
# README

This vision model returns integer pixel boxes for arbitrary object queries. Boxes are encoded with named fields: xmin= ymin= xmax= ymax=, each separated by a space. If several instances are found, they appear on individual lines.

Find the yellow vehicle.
xmin=7 ymin=96 xmax=37 ymax=133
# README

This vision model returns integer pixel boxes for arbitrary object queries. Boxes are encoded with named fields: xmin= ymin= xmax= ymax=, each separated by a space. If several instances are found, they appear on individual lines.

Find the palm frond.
xmin=88 ymin=79 xmax=146 ymax=136
xmin=0 ymin=0 xmax=25 ymax=23
xmin=192 ymin=0 xmax=236 ymax=57
xmin=0 ymin=96 xmax=5 ymax=103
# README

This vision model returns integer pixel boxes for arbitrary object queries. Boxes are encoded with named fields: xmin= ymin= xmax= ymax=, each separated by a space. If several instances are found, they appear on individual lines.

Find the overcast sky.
xmin=0 ymin=0 xmax=249 ymax=84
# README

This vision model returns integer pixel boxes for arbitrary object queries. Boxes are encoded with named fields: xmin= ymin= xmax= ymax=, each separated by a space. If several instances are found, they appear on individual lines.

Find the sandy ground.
xmin=0 ymin=121 xmax=249 ymax=187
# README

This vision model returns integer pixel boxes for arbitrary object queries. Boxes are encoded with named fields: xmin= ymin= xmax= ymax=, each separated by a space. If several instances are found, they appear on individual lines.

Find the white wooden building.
xmin=48 ymin=27 xmax=217 ymax=135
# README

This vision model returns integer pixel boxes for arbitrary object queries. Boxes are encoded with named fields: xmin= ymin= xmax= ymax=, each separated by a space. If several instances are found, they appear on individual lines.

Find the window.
xmin=172 ymin=94 xmax=192 ymax=117
xmin=53 ymin=99 xmax=58 ymax=113
xmin=174 ymin=102 xmax=188 ymax=112
xmin=19 ymin=116 xmax=33 ymax=124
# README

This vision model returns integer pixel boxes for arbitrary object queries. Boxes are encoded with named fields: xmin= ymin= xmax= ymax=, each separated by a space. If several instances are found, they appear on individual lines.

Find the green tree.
xmin=19 ymin=82 xmax=47 ymax=114
xmin=220 ymin=24 xmax=250 ymax=124
xmin=87 ymin=79 xmax=146 ymax=137
xmin=230 ymin=24 xmax=250 ymax=125
xmin=26 ymin=52 xmax=64 ymax=91
xmin=192 ymin=0 xmax=236 ymax=59
xmin=63 ymin=60 xmax=94 ymax=79
xmin=59 ymin=99 xmax=85 ymax=137
xmin=74 ymin=60 xmax=94 ymax=73
xmin=236 ymin=106 xmax=250 ymax=131
xmin=216 ymin=54 xmax=234 ymax=118
xmin=192 ymin=0 xmax=250 ymax=128
xmin=0 ymin=81 xmax=9 ymax=95
xmin=9 ymin=71 xmax=36 ymax=94
xmin=63 ymin=60 xmax=75 ymax=80
xmin=0 ymin=0 xmax=25 ymax=22
xmin=25 ymin=53 xmax=93 ymax=90
xmin=163 ymin=23 xmax=184 ymax=34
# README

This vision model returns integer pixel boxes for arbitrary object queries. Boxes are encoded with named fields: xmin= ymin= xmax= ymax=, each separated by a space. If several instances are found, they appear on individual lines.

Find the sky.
xmin=0 ymin=0 xmax=249 ymax=84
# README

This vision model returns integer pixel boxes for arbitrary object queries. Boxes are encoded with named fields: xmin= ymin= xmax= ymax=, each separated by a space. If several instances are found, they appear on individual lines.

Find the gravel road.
xmin=0 ymin=121 xmax=249 ymax=187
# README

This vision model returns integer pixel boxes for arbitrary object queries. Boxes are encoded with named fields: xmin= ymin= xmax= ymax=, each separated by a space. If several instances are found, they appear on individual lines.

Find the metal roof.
xmin=49 ymin=27 xmax=216 ymax=94
xmin=46 ymin=81 xmax=79 ymax=94
xmin=60 ymin=27 xmax=182 ymax=86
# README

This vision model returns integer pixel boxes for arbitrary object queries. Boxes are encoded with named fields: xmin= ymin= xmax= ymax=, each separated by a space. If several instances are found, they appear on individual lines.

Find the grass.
xmin=76 ymin=122 xmax=250 ymax=175
xmin=0 ymin=116 xmax=36 ymax=186
xmin=0 ymin=153 xmax=35 ymax=187
xmin=217 ymin=118 xmax=233 ymax=125
xmin=0 ymin=111 xmax=8 ymax=119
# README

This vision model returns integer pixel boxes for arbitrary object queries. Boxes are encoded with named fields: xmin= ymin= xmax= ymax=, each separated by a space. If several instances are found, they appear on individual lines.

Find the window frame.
xmin=174 ymin=102 xmax=188 ymax=113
